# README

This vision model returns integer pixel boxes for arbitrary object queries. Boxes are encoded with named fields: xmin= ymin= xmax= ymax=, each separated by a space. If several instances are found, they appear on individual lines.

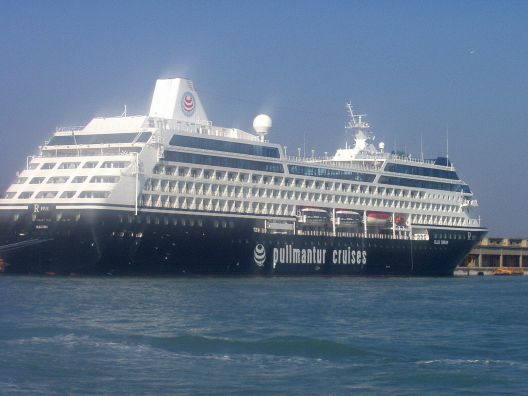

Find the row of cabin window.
xmin=156 ymin=165 xmax=464 ymax=202
xmin=164 ymin=151 xmax=379 ymax=181
xmin=26 ymin=161 xmax=130 ymax=171
xmin=141 ymin=193 xmax=296 ymax=213
xmin=151 ymin=167 xmax=462 ymax=203
xmin=14 ymin=176 xmax=120 ymax=184
xmin=433 ymin=233 xmax=478 ymax=241
xmin=148 ymin=176 xmax=375 ymax=196
xmin=163 ymin=151 xmax=465 ymax=193
xmin=140 ymin=194 xmax=464 ymax=225
xmin=7 ymin=191 xmax=110 ymax=199
xmin=144 ymin=179 xmax=461 ymax=213
xmin=139 ymin=192 xmax=466 ymax=225
xmin=117 ymin=214 xmax=225 ymax=229
xmin=154 ymin=166 xmax=379 ymax=193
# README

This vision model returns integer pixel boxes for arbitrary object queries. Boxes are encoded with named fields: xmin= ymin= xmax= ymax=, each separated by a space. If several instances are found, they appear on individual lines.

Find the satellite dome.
xmin=253 ymin=114 xmax=272 ymax=134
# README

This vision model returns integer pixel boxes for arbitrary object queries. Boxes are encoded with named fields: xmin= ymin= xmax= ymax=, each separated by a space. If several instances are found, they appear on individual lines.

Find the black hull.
xmin=0 ymin=208 xmax=486 ymax=276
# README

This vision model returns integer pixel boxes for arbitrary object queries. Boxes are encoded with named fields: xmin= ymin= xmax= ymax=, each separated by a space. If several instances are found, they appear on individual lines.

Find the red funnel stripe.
xmin=183 ymin=95 xmax=194 ymax=112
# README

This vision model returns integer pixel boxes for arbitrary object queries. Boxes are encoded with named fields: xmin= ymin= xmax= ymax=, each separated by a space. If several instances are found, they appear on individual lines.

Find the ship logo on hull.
xmin=181 ymin=92 xmax=196 ymax=116
xmin=32 ymin=204 xmax=53 ymax=213
xmin=254 ymin=244 xmax=266 ymax=267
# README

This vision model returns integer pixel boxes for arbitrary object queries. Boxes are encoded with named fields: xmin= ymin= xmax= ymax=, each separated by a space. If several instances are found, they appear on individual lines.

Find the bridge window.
xmin=79 ymin=191 xmax=110 ymax=198
xmin=35 ymin=191 xmax=58 ymax=199
xmin=30 ymin=177 xmax=45 ymax=184
xmin=378 ymin=176 xmax=471 ymax=193
xmin=60 ymin=191 xmax=76 ymax=198
xmin=18 ymin=192 xmax=34 ymax=199
xmin=164 ymin=151 xmax=284 ymax=173
xmin=41 ymin=162 xmax=56 ymax=170
xmin=169 ymin=134 xmax=280 ymax=158
xmin=13 ymin=177 xmax=27 ymax=184
xmin=384 ymin=163 xmax=459 ymax=180
xmin=288 ymin=165 xmax=375 ymax=183
xmin=101 ymin=161 xmax=130 ymax=169
xmin=58 ymin=162 xmax=80 ymax=169
xmin=90 ymin=176 xmax=120 ymax=183
xmin=71 ymin=176 xmax=87 ymax=183
xmin=83 ymin=161 xmax=99 ymax=168
xmin=48 ymin=176 xmax=69 ymax=184
xmin=47 ymin=132 xmax=152 ymax=146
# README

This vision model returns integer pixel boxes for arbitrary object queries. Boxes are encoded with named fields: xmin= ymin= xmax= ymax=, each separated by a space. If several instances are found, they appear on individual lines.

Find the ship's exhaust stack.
xmin=148 ymin=78 xmax=209 ymax=123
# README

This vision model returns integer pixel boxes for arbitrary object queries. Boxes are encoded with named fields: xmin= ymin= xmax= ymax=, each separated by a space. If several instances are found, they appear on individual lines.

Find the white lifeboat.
xmin=298 ymin=207 xmax=330 ymax=226
xmin=335 ymin=209 xmax=361 ymax=227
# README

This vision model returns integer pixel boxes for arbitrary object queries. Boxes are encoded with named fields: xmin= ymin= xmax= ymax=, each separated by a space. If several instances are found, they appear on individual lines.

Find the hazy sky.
xmin=0 ymin=1 xmax=526 ymax=236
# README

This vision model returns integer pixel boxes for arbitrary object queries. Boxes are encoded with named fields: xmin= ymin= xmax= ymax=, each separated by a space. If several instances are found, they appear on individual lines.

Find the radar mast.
xmin=345 ymin=102 xmax=374 ymax=150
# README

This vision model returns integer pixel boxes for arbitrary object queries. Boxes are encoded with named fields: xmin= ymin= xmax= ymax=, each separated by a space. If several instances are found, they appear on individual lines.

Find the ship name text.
xmin=272 ymin=244 xmax=367 ymax=266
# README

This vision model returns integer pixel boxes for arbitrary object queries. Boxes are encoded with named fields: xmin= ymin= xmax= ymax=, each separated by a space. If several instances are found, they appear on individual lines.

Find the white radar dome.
xmin=253 ymin=114 xmax=272 ymax=134
xmin=379 ymin=142 xmax=385 ymax=150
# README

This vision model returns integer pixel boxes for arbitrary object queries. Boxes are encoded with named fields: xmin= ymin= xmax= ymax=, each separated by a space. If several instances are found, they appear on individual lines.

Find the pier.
xmin=455 ymin=237 xmax=528 ymax=276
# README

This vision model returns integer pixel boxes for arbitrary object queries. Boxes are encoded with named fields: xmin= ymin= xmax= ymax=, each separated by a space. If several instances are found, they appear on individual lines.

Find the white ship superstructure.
xmin=0 ymin=78 xmax=486 ymax=276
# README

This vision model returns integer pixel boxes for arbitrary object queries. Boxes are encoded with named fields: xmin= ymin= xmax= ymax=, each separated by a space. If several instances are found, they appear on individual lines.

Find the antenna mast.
xmin=446 ymin=122 xmax=449 ymax=162
xmin=420 ymin=133 xmax=424 ymax=162
xmin=345 ymin=102 xmax=372 ymax=148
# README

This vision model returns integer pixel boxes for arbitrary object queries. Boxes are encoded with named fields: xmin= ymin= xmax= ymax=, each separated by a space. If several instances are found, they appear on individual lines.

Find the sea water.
xmin=1 ymin=276 xmax=527 ymax=395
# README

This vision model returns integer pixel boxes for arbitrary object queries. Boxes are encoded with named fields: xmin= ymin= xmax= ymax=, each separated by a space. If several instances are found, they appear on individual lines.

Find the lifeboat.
xmin=299 ymin=207 xmax=330 ymax=226
xmin=366 ymin=212 xmax=390 ymax=226
xmin=335 ymin=209 xmax=361 ymax=227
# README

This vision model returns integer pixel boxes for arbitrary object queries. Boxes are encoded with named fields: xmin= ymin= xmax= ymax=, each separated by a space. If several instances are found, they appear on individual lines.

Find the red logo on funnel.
xmin=181 ymin=92 xmax=195 ymax=116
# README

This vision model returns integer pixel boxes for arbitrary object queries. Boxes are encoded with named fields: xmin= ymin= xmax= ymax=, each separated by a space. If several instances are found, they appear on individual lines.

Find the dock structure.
xmin=455 ymin=237 xmax=528 ymax=276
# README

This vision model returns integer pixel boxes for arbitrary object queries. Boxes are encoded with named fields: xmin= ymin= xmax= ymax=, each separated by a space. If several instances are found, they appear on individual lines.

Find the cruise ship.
xmin=0 ymin=78 xmax=486 ymax=275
